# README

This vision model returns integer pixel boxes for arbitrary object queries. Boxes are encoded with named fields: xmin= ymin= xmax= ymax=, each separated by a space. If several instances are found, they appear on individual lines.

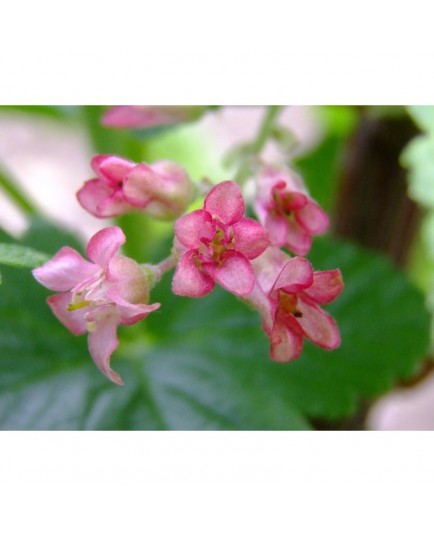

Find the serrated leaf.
xmin=0 ymin=222 xmax=429 ymax=429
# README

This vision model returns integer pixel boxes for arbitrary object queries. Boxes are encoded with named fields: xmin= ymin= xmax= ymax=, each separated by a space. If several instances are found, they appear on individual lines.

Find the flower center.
xmin=272 ymin=189 xmax=296 ymax=221
xmin=198 ymin=222 xmax=235 ymax=264
xmin=279 ymin=290 xmax=303 ymax=318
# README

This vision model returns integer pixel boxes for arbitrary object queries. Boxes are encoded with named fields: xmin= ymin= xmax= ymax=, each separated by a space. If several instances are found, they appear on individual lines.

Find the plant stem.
xmin=233 ymin=105 xmax=284 ymax=184
xmin=251 ymin=105 xmax=284 ymax=153
xmin=155 ymin=253 xmax=177 ymax=275
xmin=0 ymin=165 xmax=40 ymax=216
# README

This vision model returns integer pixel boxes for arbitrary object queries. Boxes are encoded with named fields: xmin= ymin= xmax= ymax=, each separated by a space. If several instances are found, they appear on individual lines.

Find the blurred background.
xmin=0 ymin=105 xmax=433 ymax=430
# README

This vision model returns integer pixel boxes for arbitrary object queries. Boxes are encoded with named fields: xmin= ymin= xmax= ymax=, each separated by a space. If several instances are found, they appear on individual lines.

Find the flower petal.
xmin=204 ymin=181 xmax=245 ymax=225
xmin=283 ymin=219 xmax=312 ymax=256
xmin=86 ymin=227 xmax=126 ymax=269
xmin=285 ymin=191 xmax=308 ymax=211
xmin=244 ymin=280 xmax=275 ymax=334
xmin=172 ymin=251 xmax=215 ymax=297
xmin=231 ymin=218 xmax=269 ymax=259
xmin=32 ymin=246 xmax=98 ymax=292
xmin=47 ymin=292 xmax=88 ymax=335
xmin=174 ymin=209 xmax=213 ymax=248
xmin=295 ymin=199 xmax=330 ymax=235
xmin=106 ymin=255 xmax=150 ymax=304
xmin=296 ymin=296 xmax=341 ymax=350
xmin=272 ymin=256 xmax=313 ymax=294
xmin=303 ymin=269 xmax=344 ymax=305
xmin=91 ymin=154 xmax=135 ymax=184
xmin=204 ymin=250 xmax=254 ymax=296
xmin=101 ymin=106 xmax=188 ymax=129
xmin=108 ymin=291 xmax=161 ymax=325
xmin=122 ymin=163 xmax=157 ymax=207
xmin=251 ymin=247 xmax=291 ymax=295
xmin=269 ymin=318 xmax=304 ymax=362
xmin=87 ymin=314 xmax=124 ymax=385
xmin=76 ymin=179 xmax=132 ymax=218
xmin=264 ymin=213 xmax=289 ymax=247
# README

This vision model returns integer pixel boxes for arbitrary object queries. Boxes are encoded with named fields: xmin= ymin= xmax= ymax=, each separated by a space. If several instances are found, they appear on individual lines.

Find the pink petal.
xmin=303 ymin=269 xmax=344 ymax=305
xmin=244 ymin=280 xmax=275 ymax=334
xmin=283 ymin=219 xmax=312 ymax=256
xmin=32 ymin=246 xmax=98 ymax=292
xmin=296 ymin=296 xmax=341 ymax=350
xmin=124 ymin=161 xmax=192 ymax=219
xmin=295 ymin=199 xmax=330 ymax=235
xmin=87 ymin=314 xmax=124 ymax=385
xmin=91 ymin=154 xmax=135 ymax=184
xmin=231 ymin=218 xmax=269 ymax=259
xmin=264 ymin=214 xmax=289 ymax=247
xmin=122 ymin=163 xmax=157 ymax=207
xmin=272 ymin=256 xmax=313 ymax=294
xmin=269 ymin=318 xmax=304 ymax=362
xmin=172 ymin=251 xmax=215 ymax=298
xmin=106 ymin=255 xmax=149 ymax=304
xmin=101 ymin=106 xmax=187 ymax=129
xmin=76 ymin=179 xmax=132 ymax=218
xmin=203 ymin=250 xmax=254 ymax=296
xmin=86 ymin=227 xmax=126 ymax=269
xmin=285 ymin=191 xmax=308 ymax=211
xmin=174 ymin=209 xmax=213 ymax=249
xmin=47 ymin=292 xmax=88 ymax=335
xmin=108 ymin=291 xmax=161 ymax=325
xmin=252 ymin=247 xmax=291 ymax=295
xmin=204 ymin=181 xmax=245 ymax=225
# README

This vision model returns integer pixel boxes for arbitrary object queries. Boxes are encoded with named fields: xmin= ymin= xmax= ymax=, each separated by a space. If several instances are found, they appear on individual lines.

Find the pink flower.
xmin=254 ymin=166 xmax=329 ymax=255
xmin=172 ymin=181 xmax=269 ymax=298
xmin=101 ymin=106 xmax=207 ymax=130
xmin=77 ymin=155 xmax=193 ymax=220
xmin=249 ymin=247 xmax=343 ymax=362
xmin=32 ymin=227 xmax=160 ymax=385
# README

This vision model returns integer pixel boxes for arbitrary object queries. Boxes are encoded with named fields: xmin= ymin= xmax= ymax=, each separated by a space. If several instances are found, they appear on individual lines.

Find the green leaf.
xmin=0 ymin=221 xmax=429 ymax=429
xmin=401 ymin=134 xmax=434 ymax=209
xmin=0 ymin=263 xmax=309 ymax=430
xmin=407 ymin=106 xmax=434 ymax=134
xmin=0 ymin=105 xmax=77 ymax=121
xmin=0 ymin=243 xmax=49 ymax=268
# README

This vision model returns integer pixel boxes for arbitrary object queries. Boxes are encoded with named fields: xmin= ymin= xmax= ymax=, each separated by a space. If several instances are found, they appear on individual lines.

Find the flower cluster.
xmin=33 ymin=108 xmax=343 ymax=384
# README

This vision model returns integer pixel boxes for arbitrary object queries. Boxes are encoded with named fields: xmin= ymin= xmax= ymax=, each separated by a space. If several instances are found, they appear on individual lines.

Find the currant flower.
xmin=254 ymin=166 xmax=329 ymax=255
xmin=32 ymin=227 xmax=160 ymax=385
xmin=172 ymin=180 xmax=269 ymax=298
xmin=77 ymin=154 xmax=193 ymax=220
xmin=249 ymin=247 xmax=344 ymax=362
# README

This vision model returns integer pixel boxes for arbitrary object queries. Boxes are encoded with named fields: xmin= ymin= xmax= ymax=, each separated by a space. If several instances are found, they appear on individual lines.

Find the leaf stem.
xmin=0 ymin=165 xmax=40 ymax=217
xmin=233 ymin=105 xmax=284 ymax=183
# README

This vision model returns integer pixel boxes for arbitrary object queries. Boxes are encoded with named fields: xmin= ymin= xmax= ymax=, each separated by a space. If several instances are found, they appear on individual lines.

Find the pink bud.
xmin=101 ymin=106 xmax=207 ymax=130
xmin=77 ymin=155 xmax=193 ymax=220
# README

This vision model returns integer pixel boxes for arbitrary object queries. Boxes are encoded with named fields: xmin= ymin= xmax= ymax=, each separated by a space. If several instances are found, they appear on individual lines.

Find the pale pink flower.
xmin=77 ymin=155 xmax=193 ymax=220
xmin=254 ymin=166 xmax=329 ymax=255
xmin=172 ymin=180 xmax=269 ymax=298
xmin=249 ymin=247 xmax=343 ymax=362
xmin=101 ymin=105 xmax=207 ymax=130
xmin=32 ymin=227 xmax=160 ymax=385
